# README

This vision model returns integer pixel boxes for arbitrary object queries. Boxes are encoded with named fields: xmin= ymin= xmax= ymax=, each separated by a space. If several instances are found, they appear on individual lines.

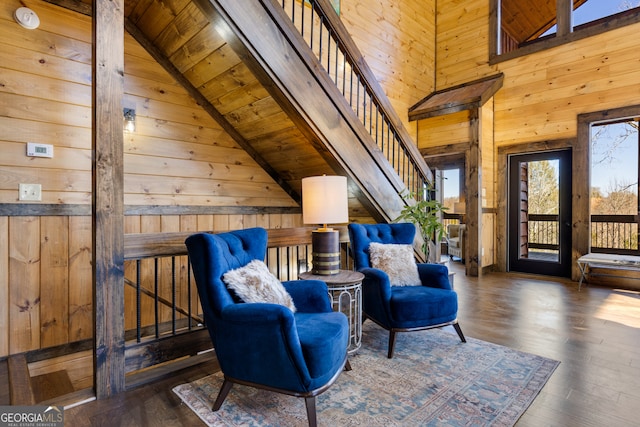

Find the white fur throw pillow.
xmin=368 ymin=242 xmax=421 ymax=286
xmin=222 ymin=260 xmax=296 ymax=312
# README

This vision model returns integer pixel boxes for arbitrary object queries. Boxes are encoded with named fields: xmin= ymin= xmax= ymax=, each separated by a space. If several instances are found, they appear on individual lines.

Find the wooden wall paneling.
xmin=417 ymin=111 xmax=471 ymax=148
xmin=0 ymin=68 xmax=90 ymax=107
xmin=0 ymin=42 xmax=91 ymax=87
xmin=123 ymin=154 xmax=275 ymax=184
xmin=124 ymin=52 xmax=178 ymax=84
xmin=0 ymin=117 xmax=92 ymax=151
xmin=19 ymin=0 xmax=91 ymax=42
xmin=227 ymin=214 xmax=244 ymax=231
xmin=255 ymin=214 xmax=270 ymax=230
xmin=124 ymin=73 xmax=197 ymax=108
xmin=9 ymin=216 xmax=41 ymax=353
xmin=436 ymin=0 xmax=495 ymax=88
xmin=68 ymin=216 xmax=93 ymax=342
xmin=40 ymin=216 xmax=70 ymax=348
xmin=1 ymin=94 xmax=90 ymax=130
xmin=0 ymin=216 xmax=7 ymax=357
xmin=196 ymin=214 xmax=214 ymax=231
xmin=2 ymin=142 xmax=91 ymax=172
xmin=212 ymin=214 xmax=230 ymax=232
xmin=126 ymin=93 xmax=218 ymax=129
xmin=340 ymin=0 xmax=435 ymax=137
xmin=125 ymin=18 xmax=302 ymax=206
xmin=0 ymin=9 xmax=91 ymax=64
xmin=482 ymin=213 xmax=496 ymax=267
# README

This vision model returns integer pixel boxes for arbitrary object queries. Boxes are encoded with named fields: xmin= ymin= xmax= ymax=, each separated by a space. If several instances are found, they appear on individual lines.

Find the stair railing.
xmin=278 ymin=0 xmax=432 ymax=196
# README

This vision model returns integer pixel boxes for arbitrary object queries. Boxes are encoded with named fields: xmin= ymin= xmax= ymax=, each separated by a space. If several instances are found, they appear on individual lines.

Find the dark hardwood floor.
xmin=65 ymin=261 xmax=640 ymax=426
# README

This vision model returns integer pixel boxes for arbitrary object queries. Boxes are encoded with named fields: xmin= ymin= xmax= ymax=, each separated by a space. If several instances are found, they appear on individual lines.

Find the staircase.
xmin=201 ymin=0 xmax=433 ymax=223
xmin=124 ymin=0 xmax=434 ymax=226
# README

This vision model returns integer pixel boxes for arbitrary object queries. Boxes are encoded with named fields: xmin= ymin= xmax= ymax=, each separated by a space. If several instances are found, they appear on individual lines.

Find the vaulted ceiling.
xmin=501 ymin=0 xmax=588 ymax=43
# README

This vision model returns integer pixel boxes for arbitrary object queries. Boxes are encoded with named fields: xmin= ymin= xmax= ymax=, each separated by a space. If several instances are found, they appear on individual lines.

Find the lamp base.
xmin=311 ymin=229 xmax=340 ymax=275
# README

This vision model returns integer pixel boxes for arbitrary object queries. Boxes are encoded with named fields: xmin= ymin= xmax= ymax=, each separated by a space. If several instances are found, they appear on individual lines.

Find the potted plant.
xmin=395 ymin=188 xmax=448 ymax=262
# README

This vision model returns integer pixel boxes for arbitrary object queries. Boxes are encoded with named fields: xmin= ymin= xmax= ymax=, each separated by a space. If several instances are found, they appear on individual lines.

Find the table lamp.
xmin=302 ymin=175 xmax=349 ymax=275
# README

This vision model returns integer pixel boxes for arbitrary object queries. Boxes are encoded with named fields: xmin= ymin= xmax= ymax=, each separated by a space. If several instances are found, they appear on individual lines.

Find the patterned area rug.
xmin=173 ymin=322 xmax=559 ymax=426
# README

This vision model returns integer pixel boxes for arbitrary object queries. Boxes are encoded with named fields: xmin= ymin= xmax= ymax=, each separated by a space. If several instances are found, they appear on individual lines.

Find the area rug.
xmin=173 ymin=323 xmax=559 ymax=426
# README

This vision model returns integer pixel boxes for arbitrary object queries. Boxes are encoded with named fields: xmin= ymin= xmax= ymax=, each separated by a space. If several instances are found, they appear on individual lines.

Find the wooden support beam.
xmin=93 ymin=0 xmax=126 ymax=398
xmin=466 ymin=109 xmax=481 ymax=277
xmin=556 ymin=0 xmax=572 ymax=37
xmin=8 ymin=355 xmax=35 ymax=405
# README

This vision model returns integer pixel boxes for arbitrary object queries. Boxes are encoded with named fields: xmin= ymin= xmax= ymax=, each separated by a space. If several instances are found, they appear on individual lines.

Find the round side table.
xmin=299 ymin=270 xmax=364 ymax=355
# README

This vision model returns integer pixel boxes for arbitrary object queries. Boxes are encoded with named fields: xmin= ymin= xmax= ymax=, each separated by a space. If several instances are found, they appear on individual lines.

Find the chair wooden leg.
xmin=387 ymin=330 xmax=397 ymax=358
xmin=344 ymin=359 xmax=352 ymax=371
xmin=304 ymin=396 xmax=317 ymax=427
xmin=212 ymin=379 xmax=233 ymax=411
xmin=453 ymin=322 xmax=466 ymax=343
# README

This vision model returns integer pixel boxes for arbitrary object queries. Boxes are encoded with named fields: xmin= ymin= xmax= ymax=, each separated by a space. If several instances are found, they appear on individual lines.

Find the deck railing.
xmin=278 ymin=0 xmax=432 ymax=196
xmin=122 ymin=227 xmax=352 ymax=373
xmin=591 ymin=214 xmax=638 ymax=254
xmin=525 ymin=213 xmax=639 ymax=255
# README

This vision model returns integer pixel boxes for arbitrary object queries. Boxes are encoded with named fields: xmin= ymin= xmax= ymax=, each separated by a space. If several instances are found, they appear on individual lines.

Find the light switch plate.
xmin=19 ymin=183 xmax=42 ymax=201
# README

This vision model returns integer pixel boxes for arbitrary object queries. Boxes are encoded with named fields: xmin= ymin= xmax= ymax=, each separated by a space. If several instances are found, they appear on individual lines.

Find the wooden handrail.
xmin=124 ymin=226 xmax=350 ymax=260
xmin=310 ymin=0 xmax=432 ymax=184
xmin=277 ymin=0 xmax=433 ymax=192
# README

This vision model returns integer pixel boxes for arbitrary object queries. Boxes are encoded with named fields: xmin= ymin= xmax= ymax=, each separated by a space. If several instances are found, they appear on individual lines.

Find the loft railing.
xmin=122 ymin=227 xmax=352 ymax=373
xmin=278 ymin=0 xmax=432 ymax=196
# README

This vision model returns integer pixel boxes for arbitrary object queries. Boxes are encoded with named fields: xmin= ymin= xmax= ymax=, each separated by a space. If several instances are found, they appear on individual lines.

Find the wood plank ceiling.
xmin=501 ymin=0 xmax=588 ymax=43
xmin=123 ymin=0 xmax=369 ymax=217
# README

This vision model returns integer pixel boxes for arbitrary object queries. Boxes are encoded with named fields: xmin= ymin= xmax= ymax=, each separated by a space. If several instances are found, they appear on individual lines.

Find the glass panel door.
xmin=508 ymin=150 xmax=572 ymax=276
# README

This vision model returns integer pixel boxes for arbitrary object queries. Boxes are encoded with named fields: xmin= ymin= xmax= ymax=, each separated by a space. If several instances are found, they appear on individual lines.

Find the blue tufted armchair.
xmin=348 ymin=223 xmax=465 ymax=358
xmin=185 ymin=228 xmax=349 ymax=427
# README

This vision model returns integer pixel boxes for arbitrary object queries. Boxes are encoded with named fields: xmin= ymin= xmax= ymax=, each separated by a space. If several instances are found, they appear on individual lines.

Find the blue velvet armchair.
xmin=185 ymin=228 xmax=349 ymax=427
xmin=348 ymin=223 xmax=465 ymax=358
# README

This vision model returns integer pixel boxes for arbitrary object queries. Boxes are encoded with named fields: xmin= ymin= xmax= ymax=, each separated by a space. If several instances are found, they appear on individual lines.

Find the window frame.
xmin=490 ymin=0 xmax=640 ymax=64
xmin=578 ymin=104 xmax=640 ymax=255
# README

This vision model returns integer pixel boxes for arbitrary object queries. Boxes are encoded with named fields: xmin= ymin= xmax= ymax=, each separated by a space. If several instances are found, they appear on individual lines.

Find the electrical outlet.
xmin=19 ymin=183 xmax=42 ymax=201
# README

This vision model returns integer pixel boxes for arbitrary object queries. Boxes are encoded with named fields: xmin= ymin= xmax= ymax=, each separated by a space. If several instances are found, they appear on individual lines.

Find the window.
xmin=441 ymin=168 xmax=462 ymax=212
xmin=589 ymin=119 xmax=639 ymax=252
xmin=492 ymin=0 xmax=640 ymax=61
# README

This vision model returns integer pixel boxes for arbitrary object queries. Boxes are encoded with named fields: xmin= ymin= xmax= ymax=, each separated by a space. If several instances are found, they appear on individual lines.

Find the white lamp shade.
xmin=302 ymin=175 xmax=349 ymax=226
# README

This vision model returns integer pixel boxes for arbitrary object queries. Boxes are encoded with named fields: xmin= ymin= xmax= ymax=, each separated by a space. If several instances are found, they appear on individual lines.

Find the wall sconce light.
xmin=302 ymin=175 xmax=349 ymax=275
xmin=14 ymin=7 xmax=40 ymax=30
xmin=123 ymin=108 xmax=136 ymax=133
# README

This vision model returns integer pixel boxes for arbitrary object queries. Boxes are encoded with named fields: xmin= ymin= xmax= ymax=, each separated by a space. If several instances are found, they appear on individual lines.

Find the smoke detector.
xmin=14 ymin=7 xmax=40 ymax=30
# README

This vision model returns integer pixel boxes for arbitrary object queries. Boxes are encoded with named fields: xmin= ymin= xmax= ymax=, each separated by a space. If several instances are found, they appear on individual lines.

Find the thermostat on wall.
xmin=27 ymin=142 xmax=54 ymax=158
